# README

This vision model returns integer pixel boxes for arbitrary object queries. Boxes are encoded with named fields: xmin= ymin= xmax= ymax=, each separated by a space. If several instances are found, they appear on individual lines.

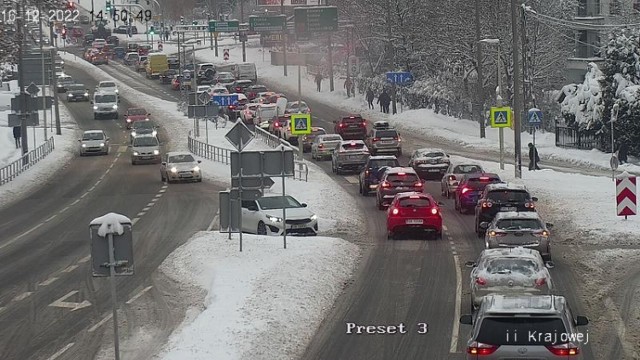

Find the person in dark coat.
xmin=378 ymin=89 xmax=391 ymax=114
xmin=344 ymin=77 xmax=353 ymax=97
xmin=617 ymin=140 xmax=629 ymax=164
xmin=315 ymin=72 xmax=323 ymax=92
xmin=528 ymin=143 xmax=541 ymax=170
xmin=13 ymin=126 xmax=21 ymax=148
xmin=366 ymin=87 xmax=375 ymax=109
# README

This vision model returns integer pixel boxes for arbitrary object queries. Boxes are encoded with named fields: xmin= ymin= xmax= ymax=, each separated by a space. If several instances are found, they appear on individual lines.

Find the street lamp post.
xmin=182 ymin=44 xmax=198 ymax=137
xmin=611 ymin=103 xmax=619 ymax=180
xmin=480 ymin=38 xmax=505 ymax=170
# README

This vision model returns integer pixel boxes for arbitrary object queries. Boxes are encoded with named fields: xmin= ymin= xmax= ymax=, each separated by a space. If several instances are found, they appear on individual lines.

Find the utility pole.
xmin=240 ymin=0 xmax=246 ymax=62
xmin=52 ymin=46 xmax=61 ymax=135
xmin=474 ymin=0 xmax=486 ymax=138
xmin=281 ymin=0 xmax=287 ymax=76
xmin=511 ymin=0 xmax=523 ymax=179
xmin=38 ymin=0 xmax=47 ymax=141
xmin=17 ymin=0 xmax=29 ymax=161
xmin=328 ymin=34 xmax=334 ymax=91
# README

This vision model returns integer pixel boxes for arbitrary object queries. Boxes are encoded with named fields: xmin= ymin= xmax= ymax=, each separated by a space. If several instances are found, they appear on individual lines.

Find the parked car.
xmin=408 ymin=148 xmax=451 ymax=180
xmin=441 ymin=162 xmax=485 ymax=198
xmin=331 ymin=140 xmax=370 ymax=175
xmin=358 ymin=155 xmax=400 ymax=195
xmin=386 ymin=191 xmax=443 ymax=240
xmin=79 ymin=130 xmax=109 ymax=156
xmin=240 ymin=195 xmax=318 ymax=236
xmin=160 ymin=152 xmax=202 ymax=183
xmin=310 ymin=134 xmax=342 ymax=161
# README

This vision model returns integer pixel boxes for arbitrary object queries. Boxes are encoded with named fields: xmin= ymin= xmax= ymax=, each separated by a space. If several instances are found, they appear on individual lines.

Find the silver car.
xmin=311 ymin=134 xmax=342 ymax=160
xmin=440 ymin=162 xmax=484 ymax=198
xmin=160 ymin=152 xmax=202 ymax=183
xmin=466 ymin=247 xmax=553 ymax=311
xmin=79 ymin=130 xmax=109 ymax=156
xmin=460 ymin=294 xmax=589 ymax=359
xmin=331 ymin=140 xmax=370 ymax=174
xmin=130 ymin=134 xmax=161 ymax=165
xmin=364 ymin=128 xmax=402 ymax=156
xmin=408 ymin=148 xmax=451 ymax=180
xmin=130 ymin=120 xmax=158 ymax=143
xmin=480 ymin=211 xmax=553 ymax=262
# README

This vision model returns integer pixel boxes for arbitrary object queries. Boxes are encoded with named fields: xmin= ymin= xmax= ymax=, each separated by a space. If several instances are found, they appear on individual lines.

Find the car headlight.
xmin=193 ymin=166 xmax=200 ymax=172
xmin=145 ymin=118 xmax=149 ymax=121
xmin=153 ymin=150 xmax=160 ymax=155
xmin=57 ymin=84 xmax=62 ymax=87
xmin=100 ymin=143 xmax=105 ymax=147
xmin=84 ymin=92 xmax=89 ymax=96
xmin=81 ymin=144 xmax=86 ymax=147
xmin=115 ymin=89 xmax=118 ymax=93
xmin=131 ymin=131 xmax=136 ymax=137
xmin=310 ymin=214 xmax=317 ymax=220
xmin=133 ymin=151 xmax=139 ymax=156
xmin=67 ymin=93 xmax=72 ymax=97
xmin=112 ymin=104 xmax=118 ymax=110
xmin=267 ymin=215 xmax=282 ymax=223
xmin=170 ymin=167 xmax=177 ymax=173
xmin=93 ymin=105 xmax=98 ymax=110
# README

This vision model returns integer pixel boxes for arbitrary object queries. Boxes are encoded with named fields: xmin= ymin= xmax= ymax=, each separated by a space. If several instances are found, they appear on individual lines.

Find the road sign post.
xmin=490 ymin=106 xmax=512 ymax=170
xmin=386 ymin=72 xmax=414 ymax=115
xmin=89 ymin=213 xmax=134 ymax=360
xmin=290 ymin=113 xmax=312 ymax=159
xmin=616 ymin=171 xmax=637 ymax=219
xmin=527 ymin=108 xmax=543 ymax=171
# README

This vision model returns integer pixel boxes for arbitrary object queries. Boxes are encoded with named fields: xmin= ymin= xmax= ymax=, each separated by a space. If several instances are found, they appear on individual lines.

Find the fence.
xmin=187 ymin=133 xmax=231 ymax=164
xmin=555 ymin=126 xmax=603 ymax=150
xmin=0 ymin=137 xmax=55 ymax=185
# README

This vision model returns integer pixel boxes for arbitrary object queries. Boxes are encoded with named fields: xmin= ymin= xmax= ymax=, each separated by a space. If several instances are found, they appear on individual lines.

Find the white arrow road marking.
xmin=46 ymin=343 xmax=74 ymax=360
xmin=13 ymin=292 xmax=32 ymax=302
xmin=39 ymin=277 xmax=59 ymax=286
xmin=126 ymin=286 xmax=153 ymax=304
xmin=49 ymin=291 xmax=92 ymax=311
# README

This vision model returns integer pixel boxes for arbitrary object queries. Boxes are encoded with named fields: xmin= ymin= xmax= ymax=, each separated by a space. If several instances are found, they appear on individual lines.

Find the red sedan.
xmin=124 ymin=108 xmax=150 ymax=129
xmin=386 ymin=192 xmax=443 ymax=240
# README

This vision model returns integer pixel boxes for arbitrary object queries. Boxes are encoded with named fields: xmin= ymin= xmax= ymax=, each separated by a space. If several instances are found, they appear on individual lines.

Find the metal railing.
xmin=1 ymin=137 xmax=55 ymax=185
xmin=187 ymin=132 xmax=231 ymax=164
xmin=555 ymin=125 xmax=603 ymax=150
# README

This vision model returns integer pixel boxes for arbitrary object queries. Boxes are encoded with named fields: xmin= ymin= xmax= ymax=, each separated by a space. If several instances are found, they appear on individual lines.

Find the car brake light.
xmin=318 ymin=144 xmax=324 ymax=149
xmin=397 ymin=172 xmax=406 ymax=176
xmin=351 ymin=141 xmax=356 ymax=146
xmin=373 ymin=137 xmax=380 ymax=142
xmin=430 ymin=208 xmax=438 ymax=215
xmin=475 ymin=277 xmax=487 ymax=286
xmin=391 ymin=208 xmax=399 ymax=215
xmin=339 ymin=123 xmax=344 ymax=128
xmin=380 ymin=181 xmax=391 ymax=188
xmin=535 ymin=278 xmax=547 ymax=287
xmin=414 ymin=181 xmax=423 ymax=188
xmin=275 ymin=123 xmax=280 ymax=127
xmin=361 ymin=121 xmax=366 ymax=126
xmin=449 ymin=175 xmax=456 ymax=181
xmin=365 ymin=170 xmax=369 ymax=175
xmin=479 ymin=176 xmax=489 ymax=180
xmin=461 ymin=187 xmax=470 ymax=194
xmin=525 ymin=202 xmax=535 ymax=208
xmin=467 ymin=342 xmax=498 ymax=355
xmin=546 ymin=343 xmax=580 ymax=356
xmin=126 ymin=118 xmax=131 ymax=122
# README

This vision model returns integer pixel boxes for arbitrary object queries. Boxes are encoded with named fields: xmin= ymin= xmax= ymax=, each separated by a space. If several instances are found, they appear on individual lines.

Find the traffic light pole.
xmin=17 ymin=1 xmax=29 ymax=162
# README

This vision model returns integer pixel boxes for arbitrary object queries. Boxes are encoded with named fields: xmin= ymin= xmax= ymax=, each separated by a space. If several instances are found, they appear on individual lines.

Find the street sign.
xmin=490 ymin=106 xmax=512 ymax=128
xmin=230 ymin=150 xmax=295 ymax=177
xmin=187 ymin=104 xmax=219 ymax=118
xmin=225 ymin=121 xmax=255 ymax=151
xmin=198 ymin=91 xmax=212 ymax=104
xmin=89 ymin=213 xmax=134 ymax=277
xmin=212 ymin=94 xmax=239 ymax=106
xmin=173 ymin=24 xmax=209 ymax=32
xmin=11 ymin=95 xmax=53 ymax=111
xmin=290 ymin=113 xmax=312 ymax=135
xmin=616 ymin=171 xmax=637 ymax=217
xmin=231 ymin=176 xmax=275 ymax=189
xmin=528 ymin=108 xmax=543 ymax=126
xmin=26 ymin=82 xmax=40 ymax=95
xmin=208 ymin=20 xmax=240 ymax=33
xmin=8 ymin=112 xmax=39 ymax=127
xmin=294 ymin=6 xmax=338 ymax=35
xmin=249 ymin=15 xmax=286 ymax=32
xmin=386 ymin=71 xmax=413 ymax=85
xmin=223 ymin=49 xmax=230 ymax=61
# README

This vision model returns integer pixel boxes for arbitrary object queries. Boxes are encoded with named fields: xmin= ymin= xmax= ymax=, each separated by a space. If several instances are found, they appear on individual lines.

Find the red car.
xmin=386 ymin=192 xmax=443 ymax=240
xmin=171 ymin=75 xmax=183 ymax=91
xmin=124 ymin=108 xmax=150 ymax=129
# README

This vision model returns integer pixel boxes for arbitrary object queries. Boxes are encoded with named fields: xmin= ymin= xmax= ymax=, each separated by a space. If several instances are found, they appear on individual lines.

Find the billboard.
xmin=257 ymin=0 xmax=321 ymax=6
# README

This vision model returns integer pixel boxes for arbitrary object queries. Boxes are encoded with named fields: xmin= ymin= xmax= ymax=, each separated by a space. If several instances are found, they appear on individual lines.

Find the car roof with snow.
xmin=485 ymin=182 xmax=529 ymax=192
xmin=415 ymin=148 xmax=447 ymax=156
xmin=479 ymin=247 xmax=543 ymax=259
xmin=370 ymin=155 xmax=398 ymax=161
xmin=384 ymin=166 xmax=417 ymax=175
xmin=83 ymin=130 xmax=104 ymax=134
xmin=339 ymin=140 xmax=366 ymax=145
xmin=259 ymin=103 xmax=277 ymax=108
xmin=483 ymin=295 xmax=565 ymax=314
xmin=395 ymin=191 xmax=432 ymax=200
xmin=317 ymin=134 xmax=342 ymax=141
xmin=493 ymin=211 xmax=543 ymax=221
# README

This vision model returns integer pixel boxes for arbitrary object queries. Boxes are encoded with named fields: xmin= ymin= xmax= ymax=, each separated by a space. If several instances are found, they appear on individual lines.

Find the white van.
xmin=92 ymin=91 xmax=119 ymax=119
xmin=233 ymin=63 xmax=257 ymax=83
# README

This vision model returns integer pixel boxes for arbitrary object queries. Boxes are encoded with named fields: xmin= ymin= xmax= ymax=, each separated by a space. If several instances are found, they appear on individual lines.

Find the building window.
xmin=578 ymin=0 xmax=588 ymax=16
xmin=611 ymin=0 xmax=621 ymax=15
xmin=634 ymin=0 xmax=640 ymax=12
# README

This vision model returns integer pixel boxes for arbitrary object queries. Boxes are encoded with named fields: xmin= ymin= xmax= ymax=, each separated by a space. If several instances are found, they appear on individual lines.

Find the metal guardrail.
xmin=187 ymin=132 xmax=231 ymax=164
xmin=555 ymin=125 xmax=603 ymax=150
xmin=0 ymin=137 xmax=55 ymax=185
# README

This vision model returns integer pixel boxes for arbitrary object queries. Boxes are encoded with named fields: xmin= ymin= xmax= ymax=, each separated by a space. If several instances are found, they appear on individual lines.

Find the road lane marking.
xmin=0 ymin=223 xmax=44 ymax=251
xmin=155 ymin=194 xmax=162 ymax=198
xmin=39 ymin=277 xmax=59 ymax=286
xmin=442 ymin=225 xmax=448 ymax=231
xmin=80 ymin=192 xmax=88 ymax=198
xmin=44 ymin=214 xmax=57 ymax=222
xmin=88 ymin=313 xmax=113 ymax=332
xmin=49 ymin=290 xmax=92 ymax=311
xmin=146 ymin=202 xmax=155 ymax=207
xmin=162 ymin=185 xmax=168 ymax=189
xmin=61 ymin=264 xmax=78 ymax=273
xmin=60 ymin=206 xmax=70 ymax=213
xmin=0 ymin=306 xmax=5 ymax=314
xmin=132 ymin=217 xmax=140 ymax=225
xmin=159 ymin=189 xmax=167 ymax=193
xmin=343 ymin=176 xmax=359 ymax=184
xmin=137 ymin=212 xmax=145 ymax=217
xmin=70 ymin=199 xmax=80 ymax=205
xmin=46 ymin=342 xmax=74 ymax=360
xmin=13 ymin=292 xmax=33 ymax=302
xmin=118 ymin=146 xmax=128 ymax=153
xmin=88 ymin=185 xmax=96 ymax=191
xmin=449 ymin=254 xmax=462 ymax=353
xmin=142 ymin=206 xmax=151 ymax=211
xmin=125 ymin=286 xmax=153 ymax=304
xmin=151 ymin=198 xmax=159 ymax=202
xmin=78 ymin=255 xmax=90 ymax=263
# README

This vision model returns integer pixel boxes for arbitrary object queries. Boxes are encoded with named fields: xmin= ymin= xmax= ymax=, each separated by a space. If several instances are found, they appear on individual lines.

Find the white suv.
xmin=92 ymin=91 xmax=119 ymax=119
xmin=95 ymin=80 xmax=118 ymax=94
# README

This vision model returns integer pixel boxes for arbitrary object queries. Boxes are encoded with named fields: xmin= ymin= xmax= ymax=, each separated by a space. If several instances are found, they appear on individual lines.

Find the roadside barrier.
xmin=187 ymin=132 xmax=231 ymax=164
xmin=0 ymin=137 xmax=55 ymax=185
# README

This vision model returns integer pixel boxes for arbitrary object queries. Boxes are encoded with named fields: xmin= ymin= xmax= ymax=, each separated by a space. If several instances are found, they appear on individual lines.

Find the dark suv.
xmin=474 ymin=182 xmax=538 ymax=237
xmin=358 ymin=155 xmax=400 ymax=195
xmin=454 ymin=173 xmax=502 ymax=214
xmin=375 ymin=167 xmax=424 ymax=210
xmin=334 ymin=114 xmax=367 ymax=140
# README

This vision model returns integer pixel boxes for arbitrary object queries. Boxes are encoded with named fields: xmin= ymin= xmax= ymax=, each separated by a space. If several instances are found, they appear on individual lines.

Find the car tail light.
xmin=533 ymin=230 xmax=549 ymax=237
xmin=228 ymin=105 xmax=236 ymax=110
xmin=380 ymin=181 xmax=391 ymax=188
xmin=391 ymin=208 xmax=399 ymax=215
xmin=535 ymin=278 xmax=547 ymax=287
xmin=546 ymin=343 xmax=580 ymax=356
xmin=461 ymin=187 xmax=470 ymax=194
xmin=393 ymin=136 xmax=399 ymax=141
xmin=475 ymin=277 xmax=487 ymax=286
xmin=373 ymin=137 xmax=380 ymax=142
xmin=430 ymin=208 xmax=438 ymax=215
xmin=235 ymin=87 xmax=241 ymax=92
xmin=365 ymin=170 xmax=369 ymax=175
xmin=397 ymin=172 xmax=406 ymax=176
xmin=467 ymin=342 xmax=498 ymax=355
xmin=275 ymin=122 xmax=280 ymax=127
xmin=361 ymin=121 xmax=367 ymax=126
xmin=339 ymin=123 xmax=345 ymax=128
xmin=448 ymin=175 xmax=456 ymax=181
xmin=414 ymin=181 xmax=423 ymax=188
xmin=481 ymin=201 xmax=493 ymax=208
xmin=488 ymin=230 xmax=506 ymax=237
xmin=318 ymin=144 xmax=324 ymax=149
xmin=126 ymin=118 xmax=132 ymax=122
xmin=525 ymin=202 xmax=535 ymax=209
xmin=479 ymin=176 xmax=489 ymax=180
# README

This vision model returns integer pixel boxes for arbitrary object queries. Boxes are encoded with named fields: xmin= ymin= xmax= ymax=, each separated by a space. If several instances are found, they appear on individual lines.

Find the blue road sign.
xmin=386 ymin=72 xmax=413 ymax=85
xmin=212 ymin=94 xmax=239 ymax=106
xmin=527 ymin=108 xmax=543 ymax=126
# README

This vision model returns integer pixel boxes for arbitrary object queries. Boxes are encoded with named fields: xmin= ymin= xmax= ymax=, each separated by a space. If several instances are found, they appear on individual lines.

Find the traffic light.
xmin=106 ymin=0 xmax=111 ymax=12
xmin=149 ymin=26 xmax=155 ymax=35
xmin=180 ymin=16 xmax=184 ymax=25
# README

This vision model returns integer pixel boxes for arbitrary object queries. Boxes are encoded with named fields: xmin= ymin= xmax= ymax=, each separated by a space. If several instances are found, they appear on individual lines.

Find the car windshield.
xmin=476 ymin=317 xmax=567 ymax=346
xmin=398 ymin=197 xmax=431 ymax=208
xmin=485 ymin=258 xmax=539 ymax=275
xmin=134 ymin=121 xmax=154 ymax=129
xmin=370 ymin=159 xmax=399 ymax=168
xmin=341 ymin=143 xmax=365 ymax=151
xmin=128 ymin=108 xmax=147 ymax=115
xmin=99 ymin=82 xmax=116 ymax=88
xmin=168 ymin=154 xmax=195 ymax=163
xmin=260 ymin=108 xmax=278 ymax=118
xmin=68 ymin=85 xmax=85 ymax=91
xmin=257 ymin=196 xmax=302 ymax=210
xmin=375 ymin=130 xmax=398 ymax=138
xmin=466 ymin=178 xmax=501 ymax=190
xmin=496 ymin=218 xmax=543 ymax=230
xmin=454 ymin=165 xmax=483 ymax=173
xmin=95 ymin=94 xmax=116 ymax=103
xmin=488 ymin=190 xmax=530 ymax=203
xmin=133 ymin=137 xmax=159 ymax=147
xmin=387 ymin=173 xmax=420 ymax=183
xmin=321 ymin=135 xmax=342 ymax=142
xmin=82 ymin=132 xmax=104 ymax=140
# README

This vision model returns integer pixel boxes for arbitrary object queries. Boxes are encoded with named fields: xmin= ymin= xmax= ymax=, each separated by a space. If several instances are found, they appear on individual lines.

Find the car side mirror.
xmin=161 ymin=162 xmax=166 ymax=166
xmin=247 ymin=205 xmax=258 ymax=211
xmin=531 ymin=196 xmax=538 ymax=202
xmin=465 ymin=261 xmax=476 ymax=268
xmin=197 ymin=160 xmax=201 ymax=163
xmin=301 ymin=203 xmax=308 ymax=207
xmin=479 ymin=222 xmax=489 ymax=229
xmin=459 ymin=315 xmax=473 ymax=325
xmin=545 ymin=223 xmax=554 ymax=229
xmin=575 ymin=316 xmax=589 ymax=326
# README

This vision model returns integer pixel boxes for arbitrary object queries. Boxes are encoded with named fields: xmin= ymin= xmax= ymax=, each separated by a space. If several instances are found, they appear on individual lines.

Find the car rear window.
xmin=386 ymin=173 xmax=420 ymax=183
xmin=466 ymin=178 xmax=501 ymax=190
xmin=419 ymin=151 xmax=445 ymax=158
xmin=398 ymin=197 xmax=431 ymax=208
xmin=476 ymin=317 xmax=567 ymax=345
xmin=454 ymin=165 xmax=483 ymax=173
xmin=488 ymin=190 xmax=531 ymax=202
xmin=485 ymin=258 xmax=539 ymax=275
xmin=341 ymin=116 xmax=363 ymax=124
xmin=375 ymin=130 xmax=398 ymax=138
xmin=370 ymin=159 xmax=400 ymax=168
xmin=495 ymin=218 xmax=543 ymax=230
xmin=321 ymin=135 xmax=342 ymax=142
xmin=341 ymin=143 xmax=365 ymax=151
xmin=128 ymin=109 xmax=146 ymax=115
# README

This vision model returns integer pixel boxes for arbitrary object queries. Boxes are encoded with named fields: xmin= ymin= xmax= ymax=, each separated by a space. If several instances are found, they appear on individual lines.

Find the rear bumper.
xmin=336 ymin=160 xmax=367 ymax=170
xmin=388 ymin=218 xmax=442 ymax=233
xmin=371 ymin=145 xmax=401 ymax=153
xmin=487 ymin=239 xmax=550 ymax=257
xmin=414 ymin=166 xmax=448 ymax=178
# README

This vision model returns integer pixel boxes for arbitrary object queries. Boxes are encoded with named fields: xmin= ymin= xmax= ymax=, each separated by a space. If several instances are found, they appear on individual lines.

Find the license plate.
xmin=381 ymin=141 xmax=393 ymax=144
xmin=179 ymin=174 xmax=191 ymax=178
xmin=428 ymin=169 xmax=440 ymax=172
xmin=141 ymin=156 xmax=153 ymax=159
xmin=500 ymin=207 xmax=517 ymax=211
xmin=291 ymin=224 xmax=307 ymax=229
xmin=349 ymin=155 xmax=360 ymax=160
xmin=406 ymin=219 xmax=424 ymax=224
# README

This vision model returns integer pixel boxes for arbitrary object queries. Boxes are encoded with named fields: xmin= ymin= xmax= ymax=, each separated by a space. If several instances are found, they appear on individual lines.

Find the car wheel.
xmin=387 ymin=231 xmax=394 ymax=240
xmin=377 ymin=199 xmax=385 ymax=210
xmin=257 ymin=221 xmax=267 ymax=235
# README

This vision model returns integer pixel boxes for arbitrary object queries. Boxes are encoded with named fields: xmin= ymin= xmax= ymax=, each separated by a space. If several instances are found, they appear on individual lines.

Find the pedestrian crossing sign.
xmin=290 ymin=113 xmax=312 ymax=135
xmin=490 ymin=106 xmax=512 ymax=128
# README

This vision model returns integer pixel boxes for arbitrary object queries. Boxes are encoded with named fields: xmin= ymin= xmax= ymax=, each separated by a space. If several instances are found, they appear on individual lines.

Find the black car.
xmin=65 ymin=83 xmax=89 ymax=102
xmin=83 ymin=34 xmax=94 ymax=46
xmin=358 ymin=155 xmax=400 ymax=195
xmin=454 ymin=173 xmax=502 ymax=214
xmin=106 ymin=35 xmax=119 ymax=46
xmin=167 ymin=57 xmax=180 ymax=70
xmin=474 ymin=182 xmax=538 ymax=237
xmin=160 ymin=69 xmax=177 ymax=84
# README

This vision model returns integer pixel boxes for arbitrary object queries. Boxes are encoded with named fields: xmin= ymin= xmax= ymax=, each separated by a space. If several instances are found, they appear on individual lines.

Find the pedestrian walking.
xmin=13 ymin=126 xmax=21 ymax=148
xmin=315 ymin=72 xmax=323 ymax=92
xmin=617 ymin=140 xmax=629 ymax=164
xmin=366 ymin=87 xmax=375 ymax=109
xmin=528 ymin=143 xmax=541 ymax=170
xmin=378 ymin=89 xmax=391 ymax=114
xmin=344 ymin=77 xmax=353 ymax=97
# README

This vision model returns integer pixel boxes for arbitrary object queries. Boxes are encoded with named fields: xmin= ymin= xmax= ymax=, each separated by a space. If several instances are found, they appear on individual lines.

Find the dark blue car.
xmin=454 ymin=173 xmax=502 ymax=214
xmin=113 ymin=47 xmax=126 ymax=59
xmin=358 ymin=155 xmax=400 ymax=195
